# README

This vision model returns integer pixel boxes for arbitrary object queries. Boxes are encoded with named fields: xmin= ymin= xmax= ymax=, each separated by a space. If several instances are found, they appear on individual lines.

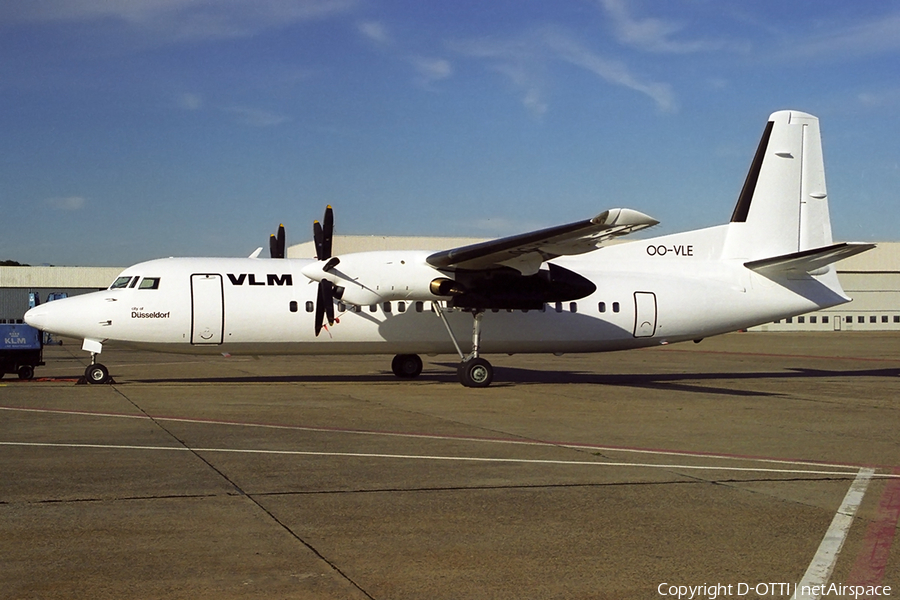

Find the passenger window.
xmin=598 ymin=302 xmax=606 ymax=313
xmin=139 ymin=277 xmax=160 ymax=290
xmin=415 ymin=302 xmax=424 ymax=313
xmin=397 ymin=302 xmax=406 ymax=313
xmin=569 ymin=302 xmax=577 ymax=313
xmin=305 ymin=301 xmax=314 ymax=313
xmin=555 ymin=302 xmax=563 ymax=313
xmin=290 ymin=301 xmax=298 ymax=313
xmin=612 ymin=302 xmax=620 ymax=313
xmin=110 ymin=276 xmax=132 ymax=289
xmin=383 ymin=302 xmax=392 ymax=313
xmin=369 ymin=304 xmax=377 ymax=313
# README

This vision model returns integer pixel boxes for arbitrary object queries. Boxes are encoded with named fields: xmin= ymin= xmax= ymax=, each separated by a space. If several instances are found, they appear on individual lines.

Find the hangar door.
xmin=633 ymin=291 xmax=657 ymax=338
xmin=191 ymin=274 xmax=224 ymax=345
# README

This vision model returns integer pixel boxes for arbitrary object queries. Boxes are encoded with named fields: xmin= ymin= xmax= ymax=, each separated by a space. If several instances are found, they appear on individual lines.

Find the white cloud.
xmin=542 ymin=30 xmax=676 ymax=113
xmin=411 ymin=56 xmax=453 ymax=83
xmin=224 ymin=106 xmax=291 ymax=127
xmin=2 ymin=0 xmax=358 ymax=41
xmin=46 ymin=196 xmax=86 ymax=211
xmin=788 ymin=13 xmax=900 ymax=61
xmin=357 ymin=20 xmax=391 ymax=45
xmin=451 ymin=29 xmax=675 ymax=116
xmin=597 ymin=0 xmax=722 ymax=54
xmin=449 ymin=36 xmax=549 ymax=116
xmin=179 ymin=93 xmax=203 ymax=110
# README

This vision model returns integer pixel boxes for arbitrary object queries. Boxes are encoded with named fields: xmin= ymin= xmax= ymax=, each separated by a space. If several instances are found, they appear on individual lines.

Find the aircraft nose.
xmin=24 ymin=305 xmax=50 ymax=330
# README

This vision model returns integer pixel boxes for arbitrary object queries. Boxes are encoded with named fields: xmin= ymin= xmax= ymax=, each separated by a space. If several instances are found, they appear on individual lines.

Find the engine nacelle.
xmin=306 ymin=251 xmax=458 ymax=307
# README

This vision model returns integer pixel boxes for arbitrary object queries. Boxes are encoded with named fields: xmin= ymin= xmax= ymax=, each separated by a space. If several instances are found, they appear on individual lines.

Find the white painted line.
xmin=0 ymin=441 xmax=883 ymax=478
xmin=0 ymin=406 xmax=880 ymax=473
xmin=792 ymin=468 xmax=875 ymax=600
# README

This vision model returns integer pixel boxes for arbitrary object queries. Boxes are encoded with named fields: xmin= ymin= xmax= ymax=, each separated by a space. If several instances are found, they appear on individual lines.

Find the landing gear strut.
xmin=435 ymin=304 xmax=494 ymax=388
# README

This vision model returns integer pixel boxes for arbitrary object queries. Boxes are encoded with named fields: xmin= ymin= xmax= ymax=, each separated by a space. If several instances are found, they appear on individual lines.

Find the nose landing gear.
xmin=84 ymin=352 xmax=111 ymax=385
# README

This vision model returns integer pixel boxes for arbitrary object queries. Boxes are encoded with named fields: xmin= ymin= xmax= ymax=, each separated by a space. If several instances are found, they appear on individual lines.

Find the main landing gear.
xmin=389 ymin=307 xmax=494 ymax=387
xmin=391 ymin=353 xmax=423 ymax=378
xmin=436 ymin=305 xmax=494 ymax=388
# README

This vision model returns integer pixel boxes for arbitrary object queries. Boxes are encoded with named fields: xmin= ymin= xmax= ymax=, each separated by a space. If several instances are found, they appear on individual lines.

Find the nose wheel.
xmin=84 ymin=362 xmax=110 ymax=384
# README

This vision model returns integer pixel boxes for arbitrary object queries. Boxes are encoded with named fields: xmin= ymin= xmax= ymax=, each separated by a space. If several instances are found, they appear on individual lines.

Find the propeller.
xmin=269 ymin=224 xmax=286 ymax=259
xmin=313 ymin=205 xmax=333 ymax=260
xmin=312 ymin=206 xmax=337 ymax=336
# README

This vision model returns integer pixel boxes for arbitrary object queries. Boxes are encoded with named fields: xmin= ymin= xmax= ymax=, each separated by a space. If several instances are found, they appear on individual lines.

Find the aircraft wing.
xmin=426 ymin=208 xmax=658 ymax=275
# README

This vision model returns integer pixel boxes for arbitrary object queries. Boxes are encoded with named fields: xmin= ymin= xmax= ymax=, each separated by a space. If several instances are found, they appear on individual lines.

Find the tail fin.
xmin=724 ymin=110 xmax=834 ymax=260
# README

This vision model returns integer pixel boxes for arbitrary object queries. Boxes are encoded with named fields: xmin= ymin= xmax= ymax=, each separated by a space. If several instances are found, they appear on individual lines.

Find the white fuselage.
xmin=24 ymin=224 xmax=848 ymax=358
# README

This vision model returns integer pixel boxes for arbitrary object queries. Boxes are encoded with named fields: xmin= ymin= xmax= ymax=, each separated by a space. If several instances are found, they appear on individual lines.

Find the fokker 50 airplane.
xmin=25 ymin=110 xmax=874 ymax=387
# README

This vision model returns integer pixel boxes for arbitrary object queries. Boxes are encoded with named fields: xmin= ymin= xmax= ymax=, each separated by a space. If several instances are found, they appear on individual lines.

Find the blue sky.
xmin=2 ymin=0 xmax=899 ymax=266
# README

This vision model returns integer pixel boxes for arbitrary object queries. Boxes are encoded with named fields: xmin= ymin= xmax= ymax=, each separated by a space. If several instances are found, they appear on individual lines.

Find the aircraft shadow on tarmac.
xmin=117 ymin=364 xmax=900 ymax=397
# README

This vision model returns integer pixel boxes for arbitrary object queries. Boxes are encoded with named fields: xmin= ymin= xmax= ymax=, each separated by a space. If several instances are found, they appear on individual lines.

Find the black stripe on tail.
xmin=730 ymin=120 xmax=774 ymax=223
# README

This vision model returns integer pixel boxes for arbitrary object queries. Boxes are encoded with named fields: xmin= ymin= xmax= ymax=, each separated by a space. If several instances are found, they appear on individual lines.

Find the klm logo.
xmin=227 ymin=273 xmax=293 ymax=286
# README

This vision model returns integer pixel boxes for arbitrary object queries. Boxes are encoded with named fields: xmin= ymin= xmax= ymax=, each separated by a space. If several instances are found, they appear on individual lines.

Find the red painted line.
xmin=846 ymin=467 xmax=900 ymax=594
xmin=656 ymin=347 xmax=900 ymax=364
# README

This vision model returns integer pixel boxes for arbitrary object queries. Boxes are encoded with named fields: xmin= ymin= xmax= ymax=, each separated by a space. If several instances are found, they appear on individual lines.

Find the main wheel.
xmin=457 ymin=357 xmax=493 ymax=388
xmin=84 ymin=363 xmax=110 ymax=385
xmin=17 ymin=365 xmax=35 ymax=380
xmin=391 ymin=354 xmax=423 ymax=378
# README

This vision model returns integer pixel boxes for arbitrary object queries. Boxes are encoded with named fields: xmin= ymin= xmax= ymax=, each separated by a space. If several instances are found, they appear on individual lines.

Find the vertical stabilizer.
xmin=724 ymin=110 xmax=833 ymax=260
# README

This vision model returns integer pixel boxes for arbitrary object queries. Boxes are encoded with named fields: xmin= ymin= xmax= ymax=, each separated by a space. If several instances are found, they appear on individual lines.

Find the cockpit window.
xmin=110 ymin=276 xmax=133 ymax=289
xmin=139 ymin=277 xmax=161 ymax=290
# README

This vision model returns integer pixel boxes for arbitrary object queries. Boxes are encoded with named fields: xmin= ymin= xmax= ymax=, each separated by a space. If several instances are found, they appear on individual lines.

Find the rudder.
xmin=724 ymin=110 xmax=833 ymax=260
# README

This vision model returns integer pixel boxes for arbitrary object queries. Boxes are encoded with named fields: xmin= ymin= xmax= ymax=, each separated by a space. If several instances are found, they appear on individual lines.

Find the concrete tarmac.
xmin=1 ymin=333 xmax=898 ymax=599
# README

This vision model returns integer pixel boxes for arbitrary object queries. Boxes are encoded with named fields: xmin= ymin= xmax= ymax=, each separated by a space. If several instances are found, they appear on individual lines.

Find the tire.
xmin=391 ymin=354 xmax=423 ymax=378
xmin=457 ymin=357 xmax=493 ymax=388
xmin=17 ymin=365 xmax=35 ymax=380
xmin=85 ymin=363 xmax=110 ymax=385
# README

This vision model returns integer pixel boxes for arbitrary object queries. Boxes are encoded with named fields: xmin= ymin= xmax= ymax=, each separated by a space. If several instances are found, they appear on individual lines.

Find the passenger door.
xmin=633 ymin=291 xmax=657 ymax=338
xmin=191 ymin=274 xmax=224 ymax=345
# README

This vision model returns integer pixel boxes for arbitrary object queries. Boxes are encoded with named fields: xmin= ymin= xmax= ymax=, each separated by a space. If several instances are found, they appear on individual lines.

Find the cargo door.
xmin=191 ymin=274 xmax=224 ymax=345
xmin=633 ymin=291 xmax=657 ymax=338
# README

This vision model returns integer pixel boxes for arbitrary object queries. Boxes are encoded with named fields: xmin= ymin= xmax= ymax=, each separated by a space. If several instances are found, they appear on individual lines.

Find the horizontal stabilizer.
xmin=744 ymin=242 xmax=875 ymax=277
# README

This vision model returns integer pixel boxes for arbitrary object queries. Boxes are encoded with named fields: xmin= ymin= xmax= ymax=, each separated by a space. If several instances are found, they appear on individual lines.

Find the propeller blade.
xmin=314 ymin=280 xmax=336 ymax=336
xmin=315 ymin=282 xmax=326 ymax=336
xmin=276 ymin=224 xmax=285 ymax=258
xmin=323 ymin=280 xmax=335 ymax=326
xmin=322 ymin=205 xmax=333 ymax=259
xmin=313 ymin=220 xmax=325 ymax=260
xmin=269 ymin=224 xmax=286 ymax=258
